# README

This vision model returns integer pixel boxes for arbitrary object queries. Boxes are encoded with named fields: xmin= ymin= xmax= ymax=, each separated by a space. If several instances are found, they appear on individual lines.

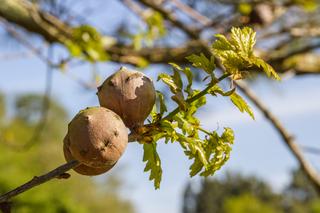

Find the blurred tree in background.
xmin=182 ymin=170 xmax=320 ymax=213
xmin=0 ymin=93 xmax=134 ymax=213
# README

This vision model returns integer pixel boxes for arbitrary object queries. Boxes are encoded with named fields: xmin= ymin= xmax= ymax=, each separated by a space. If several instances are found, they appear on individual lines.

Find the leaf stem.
xmin=198 ymin=127 xmax=211 ymax=135
xmin=162 ymin=73 xmax=230 ymax=121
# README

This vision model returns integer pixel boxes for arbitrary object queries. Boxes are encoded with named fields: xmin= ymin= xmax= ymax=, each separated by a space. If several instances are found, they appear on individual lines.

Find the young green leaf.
xmin=143 ymin=143 xmax=162 ymax=189
xmin=186 ymin=53 xmax=216 ymax=74
xmin=221 ymin=127 xmax=235 ymax=142
xmin=189 ymin=158 xmax=203 ymax=177
xmin=158 ymin=73 xmax=179 ymax=93
xmin=177 ymin=134 xmax=208 ymax=165
xmin=169 ymin=63 xmax=194 ymax=96
xmin=251 ymin=57 xmax=280 ymax=80
xmin=67 ymin=25 xmax=109 ymax=62
xmin=294 ymin=0 xmax=318 ymax=11
xmin=149 ymin=102 xmax=159 ymax=123
xmin=230 ymin=92 xmax=255 ymax=119
xmin=145 ymin=11 xmax=166 ymax=42
xmin=230 ymin=27 xmax=256 ymax=58
xmin=182 ymin=67 xmax=193 ymax=95
xmin=212 ymin=34 xmax=234 ymax=51
xmin=141 ymin=55 xmax=238 ymax=188
xmin=186 ymin=128 xmax=235 ymax=177
xmin=156 ymin=91 xmax=167 ymax=116
xmin=209 ymin=85 xmax=235 ymax=97
xmin=200 ymin=128 xmax=234 ymax=176
xmin=169 ymin=62 xmax=183 ymax=71
xmin=212 ymin=27 xmax=280 ymax=80
xmin=133 ymin=11 xmax=166 ymax=49
xmin=173 ymin=69 xmax=183 ymax=89
xmin=171 ymin=91 xmax=187 ymax=111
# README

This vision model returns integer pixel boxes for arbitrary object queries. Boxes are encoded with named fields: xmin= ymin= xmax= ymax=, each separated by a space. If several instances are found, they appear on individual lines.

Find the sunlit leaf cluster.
xmin=133 ymin=11 xmax=166 ymax=51
xmin=140 ymin=27 xmax=279 ymax=189
xmin=212 ymin=27 xmax=280 ymax=80
xmin=293 ymin=0 xmax=319 ymax=11
xmin=141 ymin=58 xmax=236 ymax=189
xmin=66 ymin=25 xmax=108 ymax=62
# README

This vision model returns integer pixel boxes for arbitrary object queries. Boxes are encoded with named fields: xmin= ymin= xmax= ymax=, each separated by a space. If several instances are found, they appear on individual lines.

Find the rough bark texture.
xmin=0 ymin=160 xmax=79 ymax=203
xmin=0 ymin=0 xmax=71 ymax=43
xmin=0 ymin=0 xmax=318 ymax=73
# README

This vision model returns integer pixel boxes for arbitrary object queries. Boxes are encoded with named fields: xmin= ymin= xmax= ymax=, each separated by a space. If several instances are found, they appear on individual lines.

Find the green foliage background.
xmin=183 ymin=171 xmax=320 ymax=213
xmin=0 ymin=93 xmax=134 ymax=213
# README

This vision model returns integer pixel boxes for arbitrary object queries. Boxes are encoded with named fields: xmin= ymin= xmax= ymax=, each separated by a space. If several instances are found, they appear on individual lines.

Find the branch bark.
xmin=0 ymin=0 xmax=71 ymax=43
xmin=0 ymin=160 xmax=79 ymax=203
xmin=171 ymin=0 xmax=211 ymax=26
xmin=138 ymin=0 xmax=199 ymax=39
xmin=136 ymin=0 xmax=320 ymax=194
xmin=0 ymin=0 xmax=319 ymax=74
xmin=0 ymin=0 xmax=206 ymax=65
xmin=236 ymin=81 xmax=320 ymax=194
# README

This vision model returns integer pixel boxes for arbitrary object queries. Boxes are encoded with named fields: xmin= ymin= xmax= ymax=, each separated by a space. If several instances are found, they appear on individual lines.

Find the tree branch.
xmin=0 ymin=0 xmax=319 ymax=75
xmin=0 ymin=17 xmax=55 ymax=66
xmin=0 ymin=0 xmax=71 ymax=43
xmin=128 ymin=73 xmax=231 ymax=143
xmin=138 ymin=0 xmax=199 ymax=39
xmin=138 ymin=0 xmax=320 ymax=193
xmin=0 ymin=160 xmax=79 ymax=203
xmin=107 ymin=41 xmax=207 ymax=64
xmin=236 ymin=81 xmax=320 ymax=194
xmin=21 ymin=47 xmax=54 ymax=150
xmin=121 ymin=0 xmax=147 ymax=20
xmin=171 ymin=0 xmax=211 ymax=26
xmin=162 ymin=73 xmax=231 ymax=120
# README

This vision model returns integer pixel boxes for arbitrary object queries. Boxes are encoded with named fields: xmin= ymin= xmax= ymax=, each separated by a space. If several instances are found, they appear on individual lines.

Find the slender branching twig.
xmin=21 ymin=47 xmax=54 ymax=150
xmin=236 ymin=81 xmax=320 ymax=193
xmin=170 ymin=0 xmax=211 ymax=26
xmin=0 ymin=160 xmax=79 ymax=204
xmin=136 ymin=0 xmax=320 ymax=194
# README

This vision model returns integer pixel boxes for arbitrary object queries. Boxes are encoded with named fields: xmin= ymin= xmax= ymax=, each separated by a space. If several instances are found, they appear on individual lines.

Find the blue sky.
xmin=0 ymin=1 xmax=320 ymax=213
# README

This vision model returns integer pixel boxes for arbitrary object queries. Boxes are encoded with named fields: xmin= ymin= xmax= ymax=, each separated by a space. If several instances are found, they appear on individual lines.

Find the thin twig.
xmin=21 ymin=47 xmax=54 ymax=150
xmin=171 ymin=0 xmax=211 ymax=26
xmin=64 ymin=71 xmax=97 ymax=90
xmin=121 ymin=0 xmax=147 ymax=20
xmin=138 ymin=0 xmax=199 ymax=39
xmin=0 ymin=17 xmax=54 ymax=66
xmin=0 ymin=52 xmax=32 ymax=60
xmin=128 ymin=131 xmax=142 ymax=142
xmin=0 ymin=17 xmax=97 ymax=92
xmin=236 ymin=81 xmax=320 ymax=194
xmin=0 ymin=160 xmax=79 ymax=203
xmin=128 ymin=73 xmax=231 ymax=142
xmin=138 ymin=0 xmax=320 ymax=194
xmin=163 ymin=73 xmax=230 ymax=120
